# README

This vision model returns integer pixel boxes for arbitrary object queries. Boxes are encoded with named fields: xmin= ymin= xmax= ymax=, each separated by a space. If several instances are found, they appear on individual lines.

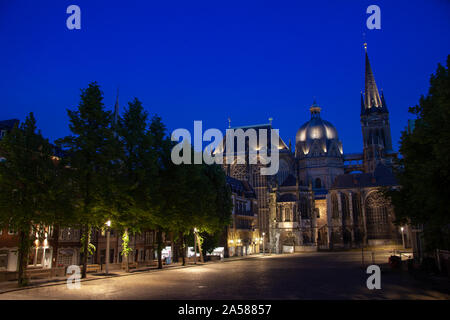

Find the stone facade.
xmin=223 ymin=48 xmax=402 ymax=252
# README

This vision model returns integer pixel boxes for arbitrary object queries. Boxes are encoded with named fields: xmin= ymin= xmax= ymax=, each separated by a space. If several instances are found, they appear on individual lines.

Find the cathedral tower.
xmin=360 ymin=43 xmax=394 ymax=173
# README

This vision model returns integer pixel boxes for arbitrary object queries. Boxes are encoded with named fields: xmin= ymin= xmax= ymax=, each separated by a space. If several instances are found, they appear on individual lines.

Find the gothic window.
xmin=300 ymin=197 xmax=309 ymax=219
xmin=285 ymin=207 xmax=291 ymax=222
xmin=315 ymin=178 xmax=322 ymax=189
xmin=343 ymin=228 xmax=352 ymax=245
xmin=365 ymin=192 xmax=390 ymax=239
xmin=341 ymin=193 xmax=350 ymax=221
xmin=276 ymin=206 xmax=281 ymax=221
xmin=331 ymin=193 xmax=339 ymax=218
xmin=352 ymin=193 xmax=361 ymax=224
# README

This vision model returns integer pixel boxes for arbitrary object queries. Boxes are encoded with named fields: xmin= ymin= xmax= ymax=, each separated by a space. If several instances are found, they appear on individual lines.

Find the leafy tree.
xmin=0 ymin=113 xmax=71 ymax=286
xmin=386 ymin=55 xmax=450 ymax=252
xmin=145 ymin=115 xmax=174 ymax=268
xmin=56 ymin=82 xmax=119 ymax=278
xmin=156 ymin=145 xmax=232 ymax=265
xmin=114 ymin=98 xmax=158 ymax=272
xmin=200 ymin=231 xmax=220 ymax=256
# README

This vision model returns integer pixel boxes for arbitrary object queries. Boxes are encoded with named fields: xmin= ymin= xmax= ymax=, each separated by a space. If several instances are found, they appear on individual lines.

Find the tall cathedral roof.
xmin=361 ymin=43 xmax=388 ymax=115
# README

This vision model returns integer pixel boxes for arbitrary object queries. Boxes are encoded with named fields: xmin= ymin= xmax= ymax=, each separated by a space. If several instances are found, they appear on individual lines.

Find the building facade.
xmin=225 ymin=176 xmax=260 ymax=256
xmin=222 ymin=46 xmax=402 ymax=252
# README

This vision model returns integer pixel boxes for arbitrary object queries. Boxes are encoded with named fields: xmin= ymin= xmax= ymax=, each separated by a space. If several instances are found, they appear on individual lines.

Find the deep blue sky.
xmin=1 ymin=0 xmax=449 ymax=153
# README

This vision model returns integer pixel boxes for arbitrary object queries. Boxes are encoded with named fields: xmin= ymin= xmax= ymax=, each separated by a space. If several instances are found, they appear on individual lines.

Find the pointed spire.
xmin=228 ymin=117 xmax=231 ymax=129
xmin=360 ymin=91 xmax=366 ymax=115
xmin=380 ymin=89 xmax=388 ymax=113
xmin=364 ymin=44 xmax=382 ymax=111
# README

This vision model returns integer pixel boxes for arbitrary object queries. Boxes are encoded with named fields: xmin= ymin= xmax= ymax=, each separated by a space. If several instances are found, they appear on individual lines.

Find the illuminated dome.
xmin=295 ymin=102 xmax=343 ymax=158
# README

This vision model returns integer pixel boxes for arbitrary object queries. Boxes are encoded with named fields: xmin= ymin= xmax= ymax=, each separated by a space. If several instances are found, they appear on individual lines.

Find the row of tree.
xmin=386 ymin=55 xmax=450 ymax=254
xmin=0 ymin=82 xmax=232 ymax=286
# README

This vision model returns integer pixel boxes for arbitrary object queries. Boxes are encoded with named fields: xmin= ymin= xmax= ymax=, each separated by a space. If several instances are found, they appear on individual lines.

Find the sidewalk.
xmin=0 ymin=253 xmax=262 ymax=295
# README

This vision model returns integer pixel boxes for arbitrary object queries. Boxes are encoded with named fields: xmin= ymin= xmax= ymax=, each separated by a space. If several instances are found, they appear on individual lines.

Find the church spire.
xmin=360 ymin=91 xmax=365 ymax=115
xmin=364 ymin=44 xmax=383 ymax=111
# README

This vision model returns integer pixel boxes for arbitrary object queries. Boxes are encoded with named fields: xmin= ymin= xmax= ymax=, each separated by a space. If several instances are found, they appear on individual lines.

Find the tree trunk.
xmin=81 ymin=225 xmax=89 ymax=279
xmin=17 ymin=228 xmax=31 ymax=287
xmin=157 ymin=228 xmax=163 ymax=269
xmin=170 ymin=232 xmax=174 ymax=264
xmin=52 ymin=225 xmax=60 ymax=268
xmin=196 ymin=232 xmax=204 ymax=263
xmin=224 ymin=226 xmax=229 ymax=258
xmin=179 ymin=231 xmax=186 ymax=266
xmin=124 ymin=228 xmax=129 ymax=273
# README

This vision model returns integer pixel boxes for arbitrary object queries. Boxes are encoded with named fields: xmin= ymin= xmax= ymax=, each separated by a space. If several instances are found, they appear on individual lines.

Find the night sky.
xmin=1 ymin=0 xmax=449 ymax=153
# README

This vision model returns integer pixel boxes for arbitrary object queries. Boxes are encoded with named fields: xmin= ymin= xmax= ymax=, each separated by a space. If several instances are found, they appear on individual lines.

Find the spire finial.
xmin=363 ymin=32 xmax=367 ymax=52
xmin=268 ymin=117 xmax=273 ymax=125
xmin=310 ymin=99 xmax=321 ymax=116
xmin=228 ymin=117 xmax=231 ymax=129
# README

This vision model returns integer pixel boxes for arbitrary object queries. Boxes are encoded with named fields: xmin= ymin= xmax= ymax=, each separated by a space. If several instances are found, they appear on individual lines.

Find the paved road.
xmin=0 ymin=252 xmax=448 ymax=300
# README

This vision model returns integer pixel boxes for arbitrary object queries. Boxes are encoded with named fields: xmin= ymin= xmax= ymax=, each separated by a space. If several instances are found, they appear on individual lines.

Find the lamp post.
xmin=193 ymin=228 xmax=197 ymax=264
xmin=105 ymin=220 xmax=111 ymax=275
xmin=262 ymin=232 xmax=265 ymax=255
xmin=401 ymin=226 xmax=405 ymax=249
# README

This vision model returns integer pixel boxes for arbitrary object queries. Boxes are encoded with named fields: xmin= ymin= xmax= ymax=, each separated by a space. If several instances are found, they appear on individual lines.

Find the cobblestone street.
xmin=0 ymin=252 xmax=448 ymax=300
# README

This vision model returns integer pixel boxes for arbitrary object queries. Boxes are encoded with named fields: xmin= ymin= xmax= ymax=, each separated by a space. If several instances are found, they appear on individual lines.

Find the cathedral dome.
xmin=295 ymin=102 xmax=342 ymax=157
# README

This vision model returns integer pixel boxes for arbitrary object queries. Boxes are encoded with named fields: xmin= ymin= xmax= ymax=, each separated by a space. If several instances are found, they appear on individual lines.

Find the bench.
xmin=25 ymin=268 xmax=51 ymax=279
xmin=85 ymin=264 xmax=101 ymax=273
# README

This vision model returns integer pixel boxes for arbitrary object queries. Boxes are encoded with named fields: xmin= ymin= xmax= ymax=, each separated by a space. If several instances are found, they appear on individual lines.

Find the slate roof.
xmin=277 ymin=193 xmax=297 ymax=202
xmin=220 ymin=123 xmax=289 ymax=154
xmin=332 ymin=163 xmax=397 ymax=189
xmin=226 ymin=176 xmax=256 ymax=198
xmin=280 ymin=174 xmax=296 ymax=187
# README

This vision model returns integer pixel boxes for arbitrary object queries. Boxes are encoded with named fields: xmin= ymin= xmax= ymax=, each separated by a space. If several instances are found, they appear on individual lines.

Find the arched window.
xmin=331 ymin=193 xmax=339 ymax=218
xmin=285 ymin=207 xmax=291 ymax=222
xmin=352 ymin=193 xmax=361 ymax=224
xmin=365 ymin=193 xmax=390 ymax=239
xmin=315 ymin=178 xmax=322 ymax=189
xmin=341 ymin=193 xmax=350 ymax=222
xmin=276 ymin=206 xmax=281 ymax=221
xmin=300 ymin=197 xmax=309 ymax=219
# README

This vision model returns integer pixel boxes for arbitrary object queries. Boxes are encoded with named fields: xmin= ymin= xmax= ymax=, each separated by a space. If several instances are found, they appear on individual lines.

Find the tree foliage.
xmin=0 ymin=81 xmax=233 ymax=282
xmin=0 ymin=113 xmax=72 ymax=286
xmin=387 ymin=55 xmax=450 ymax=251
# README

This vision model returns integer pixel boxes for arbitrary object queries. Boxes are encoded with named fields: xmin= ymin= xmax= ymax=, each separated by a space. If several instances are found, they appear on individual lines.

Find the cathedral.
xmin=223 ymin=45 xmax=402 ymax=253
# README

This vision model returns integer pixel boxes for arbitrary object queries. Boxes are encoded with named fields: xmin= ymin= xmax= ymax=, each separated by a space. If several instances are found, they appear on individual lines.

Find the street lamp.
xmin=105 ymin=220 xmax=111 ymax=275
xmin=193 ymin=228 xmax=198 ymax=264
xmin=262 ymin=232 xmax=265 ymax=255
xmin=401 ymin=226 xmax=405 ymax=249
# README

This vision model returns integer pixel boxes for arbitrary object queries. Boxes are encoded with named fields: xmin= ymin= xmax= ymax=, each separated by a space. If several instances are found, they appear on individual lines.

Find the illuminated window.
xmin=365 ymin=193 xmax=390 ymax=239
